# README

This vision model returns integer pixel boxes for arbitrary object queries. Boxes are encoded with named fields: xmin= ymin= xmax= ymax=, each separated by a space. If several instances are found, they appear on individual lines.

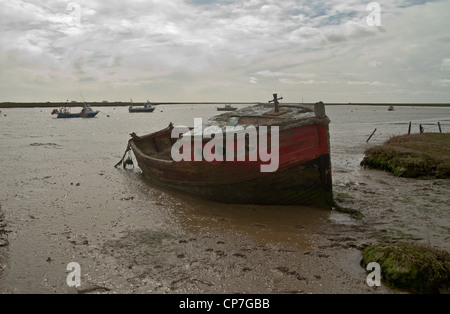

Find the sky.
xmin=1 ymin=0 xmax=450 ymax=103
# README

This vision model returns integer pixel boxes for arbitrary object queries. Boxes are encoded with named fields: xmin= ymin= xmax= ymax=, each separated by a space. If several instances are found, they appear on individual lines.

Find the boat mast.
xmin=79 ymin=89 xmax=88 ymax=108
xmin=269 ymin=93 xmax=283 ymax=113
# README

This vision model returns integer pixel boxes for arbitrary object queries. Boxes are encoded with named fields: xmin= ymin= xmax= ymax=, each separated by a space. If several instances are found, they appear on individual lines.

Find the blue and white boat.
xmin=51 ymin=105 xmax=99 ymax=118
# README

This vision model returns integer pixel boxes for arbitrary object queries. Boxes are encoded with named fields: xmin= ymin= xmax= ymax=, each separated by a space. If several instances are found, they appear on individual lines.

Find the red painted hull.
xmin=129 ymin=111 xmax=333 ymax=207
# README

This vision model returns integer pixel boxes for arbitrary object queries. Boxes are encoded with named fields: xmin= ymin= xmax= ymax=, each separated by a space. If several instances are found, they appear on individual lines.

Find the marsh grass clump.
xmin=361 ymin=133 xmax=450 ymax=178
xmin=361 ymin=243 xmax=450 ymax=293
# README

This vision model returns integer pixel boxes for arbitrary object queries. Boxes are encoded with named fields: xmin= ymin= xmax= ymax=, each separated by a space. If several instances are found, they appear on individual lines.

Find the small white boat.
xmin=128 ymin=99 xmax=156 ymax=113
xmin=129 ymin=104 xmax=156 ymax=113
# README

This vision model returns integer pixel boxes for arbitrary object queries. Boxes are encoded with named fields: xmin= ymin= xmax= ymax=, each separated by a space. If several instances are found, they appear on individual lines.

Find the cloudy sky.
xmin=1 ymin=0 xmax=449 ymax=103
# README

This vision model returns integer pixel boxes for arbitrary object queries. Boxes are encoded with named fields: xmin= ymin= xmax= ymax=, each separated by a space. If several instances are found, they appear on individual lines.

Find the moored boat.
xmin=216 ymin=104 xmax=237 ymax=111
xmin=123 ymin=95 xmax=333 ymax=208
xmin=51 ymin=105 xmax=99 ymax=118
xmin=129 ymin=103 xmax=156 ymax=113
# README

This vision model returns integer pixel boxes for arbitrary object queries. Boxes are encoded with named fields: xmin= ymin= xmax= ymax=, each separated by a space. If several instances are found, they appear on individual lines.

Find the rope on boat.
xmin=114 ymin=143 xmax=133 ymax=169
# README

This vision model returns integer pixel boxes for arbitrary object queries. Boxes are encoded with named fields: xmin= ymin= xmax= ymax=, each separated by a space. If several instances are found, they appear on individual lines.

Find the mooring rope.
xmin=114 ymin=143 xmax=131 ymax=168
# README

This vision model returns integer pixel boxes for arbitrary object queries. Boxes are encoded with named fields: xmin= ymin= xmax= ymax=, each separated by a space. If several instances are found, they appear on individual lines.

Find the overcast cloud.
xmin=1 ymin=0 xmax=449 ymax=103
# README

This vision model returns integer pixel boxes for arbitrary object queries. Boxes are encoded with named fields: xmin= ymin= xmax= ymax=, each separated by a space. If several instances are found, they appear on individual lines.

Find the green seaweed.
xmin=332 ymin=200 xmax=364 ymax=220
xmin=361 ymin=243 xmax=450 ymax=293
xmin=336 ymin=193 xmax=354 ymax=200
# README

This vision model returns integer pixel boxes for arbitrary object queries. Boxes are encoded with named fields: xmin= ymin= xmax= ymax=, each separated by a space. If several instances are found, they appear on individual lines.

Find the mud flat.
xmin=0 ymin=205 xmax=7 ymax=279
xmin=358 ymin=133 xmax=450 ymax=293
xmin=361 ymin=133 xmax=450 ymax=178
xmin=1 ymin=105 xmax=449 ymax=294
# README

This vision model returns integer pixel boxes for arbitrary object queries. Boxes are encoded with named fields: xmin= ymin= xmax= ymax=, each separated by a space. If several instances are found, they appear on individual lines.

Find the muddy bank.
xmin=361 ymin=133 xmax=450 ymax=178
xmin=0 ymin=205 xmax=6 ymax=279
xmin=58 ymin=171 xmax=449 ymax=295
xmin=1 ymin=105 xmax=449 ymax=294
xmin=69 ymin=215 xmax=392 ymax=294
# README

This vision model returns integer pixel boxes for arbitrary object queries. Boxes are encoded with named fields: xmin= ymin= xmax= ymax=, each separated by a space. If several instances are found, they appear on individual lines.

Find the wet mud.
xmin=0 ymin=105 xmax=449 ymax=294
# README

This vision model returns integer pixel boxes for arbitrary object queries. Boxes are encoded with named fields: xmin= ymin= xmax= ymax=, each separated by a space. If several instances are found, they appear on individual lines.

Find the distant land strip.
xmin=1 ymin=102 xmax=450 ymax=108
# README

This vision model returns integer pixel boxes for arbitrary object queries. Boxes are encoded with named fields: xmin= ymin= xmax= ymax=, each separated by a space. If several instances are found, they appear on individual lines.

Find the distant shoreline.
xmin=0 ymin=102 xmax=259 ymax=108
xmin=1 ymin=102 xmax=450 ymax=108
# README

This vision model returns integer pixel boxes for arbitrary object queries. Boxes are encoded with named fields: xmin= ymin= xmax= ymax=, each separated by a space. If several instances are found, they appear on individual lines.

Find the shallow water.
xmin=0 ymin=104 xmax=449 ymax=294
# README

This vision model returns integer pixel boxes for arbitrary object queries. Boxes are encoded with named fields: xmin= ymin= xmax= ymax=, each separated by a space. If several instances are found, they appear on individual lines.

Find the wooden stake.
xmin=366 ymin=128 xmax=377 ymax=143
xmin=438 ymin=122 xmax=442 ymax=133
xmin=408 ymin=121 xmax=411 ymax=135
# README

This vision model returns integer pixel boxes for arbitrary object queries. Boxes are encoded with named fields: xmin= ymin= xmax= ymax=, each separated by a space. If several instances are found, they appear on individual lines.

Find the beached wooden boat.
xmin=124 ymin=96 xmax=333 ymax=208
xmin=51 ymin=105 xmax=99 ymax=118
xmin=217 ymin=104 xmax=237 ymax=111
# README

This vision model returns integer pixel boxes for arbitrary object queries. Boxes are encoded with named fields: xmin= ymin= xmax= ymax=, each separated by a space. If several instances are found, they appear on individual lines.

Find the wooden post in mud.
xmin=419 ymin=124 xmax=424 ymax=134
xmin=366 ymin=128 xmax=377 ymax=143
xmin=408 ymin=122 xmax=412 ymax=135
xmin=438 ymin=122 xmax=442 ymax=133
